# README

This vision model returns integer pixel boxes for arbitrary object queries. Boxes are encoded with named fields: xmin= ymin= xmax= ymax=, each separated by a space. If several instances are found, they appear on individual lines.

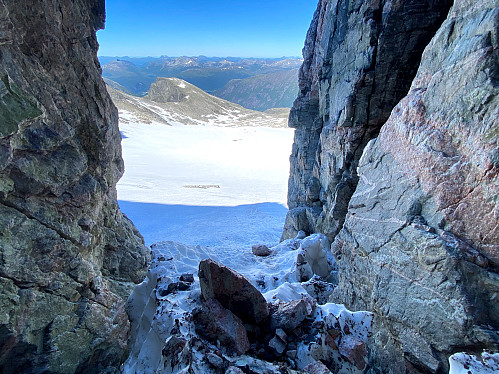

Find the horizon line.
xmin=97 ymin=54 xmax=303 ymax=59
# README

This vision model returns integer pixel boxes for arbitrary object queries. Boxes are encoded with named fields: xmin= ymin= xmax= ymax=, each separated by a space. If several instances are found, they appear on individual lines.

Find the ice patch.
xmin=449 ymin=352 xmax=499 ymax=374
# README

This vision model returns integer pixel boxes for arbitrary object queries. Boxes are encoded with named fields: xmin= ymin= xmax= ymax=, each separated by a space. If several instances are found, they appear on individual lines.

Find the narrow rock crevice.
xmin=283 ymin=0 xmax=454 ymax=243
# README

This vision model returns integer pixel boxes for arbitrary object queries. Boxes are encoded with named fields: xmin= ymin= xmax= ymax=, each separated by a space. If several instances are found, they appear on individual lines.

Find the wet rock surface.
xmin=0 ymin=0 xmax=150 ymax=372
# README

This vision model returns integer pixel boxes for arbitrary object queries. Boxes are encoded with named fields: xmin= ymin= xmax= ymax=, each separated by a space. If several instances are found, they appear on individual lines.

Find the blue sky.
xmin=97 ymin=1 xmax=318 ymax=58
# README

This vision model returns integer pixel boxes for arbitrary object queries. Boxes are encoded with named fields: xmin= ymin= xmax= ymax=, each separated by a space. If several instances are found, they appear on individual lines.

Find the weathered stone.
xmin=285 ymin=0 xmax=498 ymax=372
xmin=226 ymin=367 xmax=245 ymax=374
xmin=161 ymin=336 xmax=189 ymax=373
xmin=283 ymin=0 xmax=453 ymax=242
xmin=303 ymin=361 xmax=331 ymax=374
xmin=206 ymin=352 xmax=224 ymax=369
xmin=192 ymin=298 xmax=250 ymax=355
xmin=329 ymin=0 xmax=499 ymax=372
xmin=269 ymin=335 xmax=286 ymax=355
xmin=270 ymin=299 xmax=308 ymax=332
xmin=199 ymin=259 xmax=269 ymax=324
xmin=286 ymin=350 xmax=298 ymax=359
xmin=0 ymin=0 xmax=150 ymax=372
xmin=275 ymin=328 xmax=287 ymax=342
xmin=302 ymin=277 xmax=334 ymax=304
xmin=252 ymin=244 xmax=272 ymax=257
xmin=338 ymin=336 xmax=367 ymax=370
xmin=180 ymin=273 xmax=194 ymax=283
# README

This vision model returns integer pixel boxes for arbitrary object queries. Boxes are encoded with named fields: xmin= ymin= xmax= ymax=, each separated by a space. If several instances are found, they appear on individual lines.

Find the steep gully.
xmin=0 ymin=0 xmax=498 ymax=373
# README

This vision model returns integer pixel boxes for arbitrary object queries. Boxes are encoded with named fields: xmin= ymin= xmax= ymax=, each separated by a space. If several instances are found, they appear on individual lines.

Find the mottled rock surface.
xmin=283 ymin=0 xmax=453 ymax=240
xmin=286 ymin=0 xmax=498 ymax=372
xmin=331 ymin=0 xmax=499 ymax=371
xmin=0 ymin=0 xmax=150 ymax=372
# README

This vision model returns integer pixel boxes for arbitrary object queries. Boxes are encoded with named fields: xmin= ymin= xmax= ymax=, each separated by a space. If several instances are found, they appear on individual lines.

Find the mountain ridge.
xmin=101 ymin=56 xmax=302 ymax=105
xmin=107 ymin=77 xmax=289 ymax=128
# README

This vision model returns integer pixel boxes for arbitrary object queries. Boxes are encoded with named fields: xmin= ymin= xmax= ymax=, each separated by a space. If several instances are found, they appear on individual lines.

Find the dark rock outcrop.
xmin=0 ymin=0 xmax=150 ymax=372
xmin=270 ymin=299 xmax=308 ymax=332
xmin=283 ymin=0 xmax=453 ymax=241
xmin=287 ymin=0 xmax=499 ymax=372
xmin=199 ymin=259 xmax=269 ymax=324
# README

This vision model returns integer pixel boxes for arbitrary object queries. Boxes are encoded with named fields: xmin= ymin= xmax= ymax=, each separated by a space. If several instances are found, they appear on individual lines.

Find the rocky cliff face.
xmin=0 ymin=1 xmax=150 ymax=372
xmin=286 ymin=0 xmax=498 ymax=372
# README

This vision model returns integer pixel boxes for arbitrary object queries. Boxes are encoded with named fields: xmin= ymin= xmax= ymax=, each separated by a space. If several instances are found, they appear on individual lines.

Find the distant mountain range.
xmin=107 ymin=77 xmax=290 ymax=128
xmin=214 ymin=69 xmax=299 ymax=111
xmin=100 ymin=56 xmax=301 ymax=111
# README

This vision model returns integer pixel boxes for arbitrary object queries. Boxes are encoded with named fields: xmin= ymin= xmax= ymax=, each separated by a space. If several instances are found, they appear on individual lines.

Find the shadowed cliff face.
xmin=0 ymin=0 xmax=150 ymax=372
xmin=286 ymin=0 xmax=498 ymax=372
xmin=283 ymin=0 xmax=454 ymax=241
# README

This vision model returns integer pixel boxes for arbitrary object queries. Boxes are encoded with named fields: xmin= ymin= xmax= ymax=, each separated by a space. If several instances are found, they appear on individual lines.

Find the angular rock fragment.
xmin=270 ymin=299 xmax=308 ymax=332
xmin=199 ymin=259 xmax=269 ymax=324
xmin=226 ymin=367 xmax=245 ymax=374
xmin=252 ymin=244 xmax=272 ymax=257
xmin=275 ymin=328 xmax=287 ymax=342
xmin=206 ymin=352 xmax=224 ymax=369
xmin=180 ymin=273 xmax=194 ymax=283
xmin=192 ymin=298 xmax=250 ymax=355
xmin=302 ymin=276 xmax=334 ymax=304
xmin=162 ymin=336 xmax=189 ymax=372
xmin=269 ymin=335 xmax=286 ymax=355
xmin=303 ymin=361 xmax=331 ymax=374
xmin=338 ymin=336 xmax=367 ymax=370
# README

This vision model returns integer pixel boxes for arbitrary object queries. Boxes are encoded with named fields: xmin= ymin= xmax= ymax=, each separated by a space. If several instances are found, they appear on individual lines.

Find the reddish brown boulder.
xmin=192 ymin=298 xmax=250 ymax=355
xmin=338 ymin=336 xmax=367 ymax=370
xmin=198 ymin=259 xmax=269 ymax=324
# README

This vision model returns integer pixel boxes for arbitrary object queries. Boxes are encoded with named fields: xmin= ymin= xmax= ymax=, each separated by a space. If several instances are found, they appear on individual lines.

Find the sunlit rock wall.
xmin=0 ymin=0 xmax=150 ymax=372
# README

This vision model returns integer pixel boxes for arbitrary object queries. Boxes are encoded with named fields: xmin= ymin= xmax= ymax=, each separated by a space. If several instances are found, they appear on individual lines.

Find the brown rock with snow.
xmin=252 ymin=244 xmax=272 ymax=256
xmin=192 ymin=298 xmax=250 ymax=355
xmin=303 ymin=361 xmax=331 ymax=374
xmin=198 ymin=259 xmax=269 ymax=324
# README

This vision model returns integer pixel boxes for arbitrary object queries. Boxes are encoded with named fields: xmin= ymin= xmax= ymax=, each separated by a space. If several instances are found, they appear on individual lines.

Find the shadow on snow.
xmin=118 ymin=200 xmax=288 ymax=248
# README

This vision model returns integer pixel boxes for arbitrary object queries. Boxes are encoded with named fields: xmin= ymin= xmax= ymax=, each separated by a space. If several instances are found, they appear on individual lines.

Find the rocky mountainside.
xmin=101 ymin=56 xmax=302 ymax=96
xmin=0 ymin=0 xmax=149 ymax=372
xmin=285 ymin=0 xmax=498 ymax=372
xmin=107 ymin=77 xmax=289 ymax=127
xmin=213 ymin=69 xmax=299 ymax=111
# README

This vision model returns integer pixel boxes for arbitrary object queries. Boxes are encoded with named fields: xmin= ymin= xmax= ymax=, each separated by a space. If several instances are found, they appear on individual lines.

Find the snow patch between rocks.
xmin=449 ymin=352 xmax=499 ymax=374
xmin=124 ymin=234 xmax=372 ymax=373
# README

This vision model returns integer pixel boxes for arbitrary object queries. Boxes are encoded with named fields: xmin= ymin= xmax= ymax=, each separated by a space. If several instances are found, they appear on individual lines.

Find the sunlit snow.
xmin=117 ymin=119 xmax=295 ymax=246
